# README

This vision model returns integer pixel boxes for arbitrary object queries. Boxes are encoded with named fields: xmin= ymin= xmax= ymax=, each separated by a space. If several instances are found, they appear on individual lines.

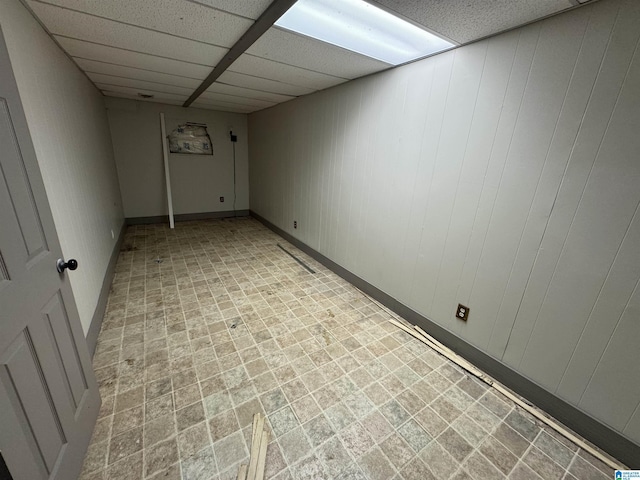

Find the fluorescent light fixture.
xmin=275 ymin=0 xmax=454 ymax=65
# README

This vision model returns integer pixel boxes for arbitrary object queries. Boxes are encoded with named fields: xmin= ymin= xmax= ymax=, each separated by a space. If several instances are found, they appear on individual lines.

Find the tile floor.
xmin=80 ymin=217 xmax=617 ymax=480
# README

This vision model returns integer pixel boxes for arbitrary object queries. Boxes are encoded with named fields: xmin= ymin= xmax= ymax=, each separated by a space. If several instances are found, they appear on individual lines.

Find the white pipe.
xmin=160 ymin=113 xmax=174 ymax=229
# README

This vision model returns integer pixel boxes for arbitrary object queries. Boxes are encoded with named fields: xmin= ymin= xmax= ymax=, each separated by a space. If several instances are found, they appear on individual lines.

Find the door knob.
xmin=56 ymin=258 xmax=78 ymax=273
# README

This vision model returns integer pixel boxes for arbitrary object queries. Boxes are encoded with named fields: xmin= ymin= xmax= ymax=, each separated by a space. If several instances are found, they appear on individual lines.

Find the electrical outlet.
xmin=294 ymin=220 xmax=297 ymax=229
xmin=456 ymin=304 xmax=470 ymax=321
xmin=220 ymin=197 xmax=224 ymax=202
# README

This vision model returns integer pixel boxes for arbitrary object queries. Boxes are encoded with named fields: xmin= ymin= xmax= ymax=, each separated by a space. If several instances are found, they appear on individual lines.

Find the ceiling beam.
xmin=183 ymin=0 xmax=298 ymax=107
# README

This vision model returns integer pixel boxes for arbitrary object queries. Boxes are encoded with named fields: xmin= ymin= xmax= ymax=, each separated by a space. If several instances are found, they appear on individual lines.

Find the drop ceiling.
xmin=25 ymin=0 xmax=586 ymax=113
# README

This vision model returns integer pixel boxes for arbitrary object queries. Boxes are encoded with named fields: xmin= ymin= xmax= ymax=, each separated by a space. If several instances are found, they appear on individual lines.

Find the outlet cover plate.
xmin=456 ymin=304 xmax=470 ymax=321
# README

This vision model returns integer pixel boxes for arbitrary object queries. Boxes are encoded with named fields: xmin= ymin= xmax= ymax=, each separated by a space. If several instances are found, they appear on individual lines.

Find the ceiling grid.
xmin=24 ymin=0 xmax=581 ymax=113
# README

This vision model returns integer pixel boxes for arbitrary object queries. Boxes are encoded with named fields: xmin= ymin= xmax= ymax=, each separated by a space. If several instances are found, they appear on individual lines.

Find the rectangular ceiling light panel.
xmin=275 ymin=0 xmax=454 ymax=65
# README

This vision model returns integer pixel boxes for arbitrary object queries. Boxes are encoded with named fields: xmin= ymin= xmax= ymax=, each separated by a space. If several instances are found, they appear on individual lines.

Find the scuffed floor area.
xmin=80 ymin=217 xmax=614 ymax=479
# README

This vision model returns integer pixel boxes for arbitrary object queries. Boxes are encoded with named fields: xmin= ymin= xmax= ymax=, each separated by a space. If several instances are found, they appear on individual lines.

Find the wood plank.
xmin=236 ymin=464 xmax=247 ymax=480
xmin=255 ymin=430 xmax=269 ymax=480
xmin=250 ymin=413 xmax=260 ymax=448
xmin=388 ymin=319 xmax=625 ymax=471
xmin=247 ymin=413 xmax=264 ymax=480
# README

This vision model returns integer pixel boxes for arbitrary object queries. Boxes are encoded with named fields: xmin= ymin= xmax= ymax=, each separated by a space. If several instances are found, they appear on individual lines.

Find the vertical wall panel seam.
xmin=416 ymin=52 xmax=457 ymax=289
xmin=338 ymin=91 xmax=349 ymax=260
xmin=394 ymin=75 xmax=415 ymax=286
xmin=505 ymin=1 xmax=619 ymax=365
xmin=310 ymin=99 xmax=319 ymax=247
xmin=303 ymin=103 xmax=310 ymax=246
xmin=382 ymin=76 xmax=410 ymax=285
xmin=558 ymin=198 xmax=640 ymax=393
xmin=397 ymin=65 xmax=435 ymax=276
xmin=333 ymin=96 xmax=341 ymax=257
xmin=353 ymin=83 xmax=373 ymax=273
xmin=577 ymin=274 xmax=639 ymax=408
xmin=322 ymin=96 xmax=332 ymax=255
xmin=335 ymin=92 xmax=349 ymax=261
xmin=358 ymin=79 xmax=381 ymax=272
xmin=467 ymin=25 xmax=541 ymax=310
xmin=344 ymin=89 xmax=363 ymax=266
xmin=428 ymin=43 xmax=489 ymax=312
xmin=517 ymin=21 xmax=639 ymax=370
xmin=492 ymin=8 xmax=591 ymax=359
xmin=453 ymin=33 xmax=520 ymax=310
xmin=329 ymin=97 xmax=339 ymax=257
xmin=408 ymin=53 xmax=456 ymax=301
xmin=623 ymin=390 xmax=640 ymax=434
xmin=576 ymin=204 xmax=640 ymax=405
xmin=357 ymin=77 xmax=383 ymax=272
xmin=316 ymin=99 xmax=327 ymax=250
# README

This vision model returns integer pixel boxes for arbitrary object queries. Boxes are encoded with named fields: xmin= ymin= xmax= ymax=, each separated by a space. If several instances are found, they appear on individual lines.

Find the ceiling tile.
xmin=59 ymin=39 xmax=301 ymax=104
xmin=204 ymin=83 xmax=294 ymax=104
xmin=197 ymin=91 xmax=276 ymax=109
xmin=88 ymin=73 xmax=194 ymax=96
xmin=96 ymin=83 xmax=188 ymax=102
xmin=56 ymin=37 xmax=213 ymax=79
xmin=190 ymin=100 xmax=256 ymax=113
xmin=194 ymin=97 xmax=263 ymax=112
xmin=187 ymin=0 xmax=273 ymax=20
xmin=30 ymin=0 xmax=252 ymax=47
xmin=29 ymin=2 xmax=227 ymax=65
xmin=29 ymin=0 xmax=588 ymax=114
xmin=103 ymin=91 xmax=185 ymax=106
xmin=230 ymin=53 xmax=347 ymax=90
xmin=246 ymin=27 xmax=392 ymax=79
xmin=185 ymin=97 xmax=264 ymax=112
xmin=367 ymin=0 xmax=574 ymax=44
xmin=92 ymin=76 xmax=273 ymax=110
xmin=103 ymin=92 xmax=254 ymax=113
xmin=77 ymin=59 xmax=202 ymax=89
xmin=217 ymin=71 xmax=316 ymax=96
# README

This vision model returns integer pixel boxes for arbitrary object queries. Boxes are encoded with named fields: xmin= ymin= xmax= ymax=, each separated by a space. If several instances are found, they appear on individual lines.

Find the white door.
xmin=0 ymin=26 xmax=101 ymax=480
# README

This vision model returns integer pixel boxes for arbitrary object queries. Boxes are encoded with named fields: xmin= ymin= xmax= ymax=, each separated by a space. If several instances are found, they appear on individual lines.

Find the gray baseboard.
xmin=126 ymin=210 xmax=250 ymax=225
xmin=250 ymin=210 xmax=639 ymax=468
xmin=86 ymin=220 xmax=126 ymax=358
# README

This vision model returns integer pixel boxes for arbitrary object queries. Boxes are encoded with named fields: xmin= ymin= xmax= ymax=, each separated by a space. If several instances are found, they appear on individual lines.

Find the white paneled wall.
xmin=249 ymin=0 xmax=640 ymax=443
xmin=106 ymin=99 xmax=249 ymax=219
xmin=0 ymin=0 xmax=124 ymax=334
